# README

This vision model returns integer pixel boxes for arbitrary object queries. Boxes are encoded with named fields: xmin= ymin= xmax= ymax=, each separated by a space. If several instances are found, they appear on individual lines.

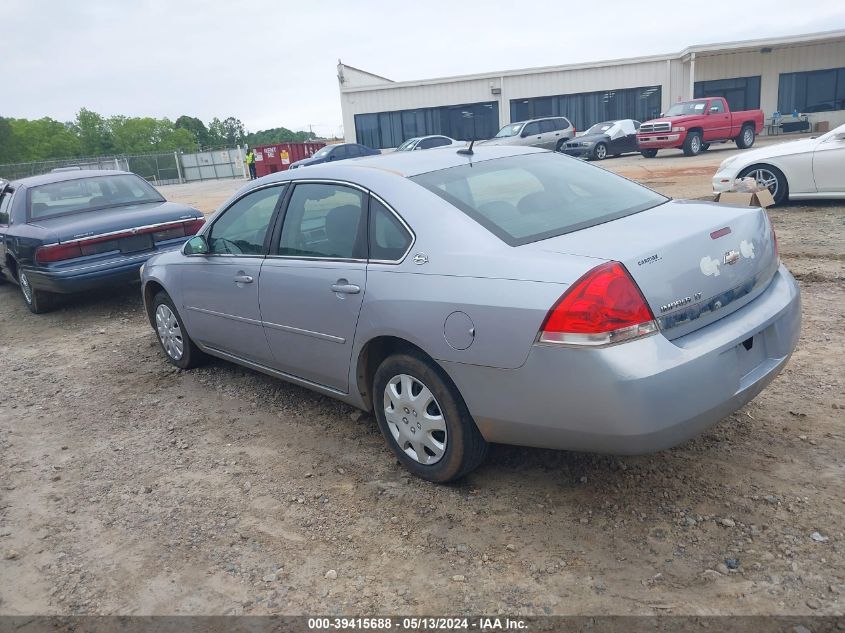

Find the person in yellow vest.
xmin=245 ymin=148 xmax=257 ymax=180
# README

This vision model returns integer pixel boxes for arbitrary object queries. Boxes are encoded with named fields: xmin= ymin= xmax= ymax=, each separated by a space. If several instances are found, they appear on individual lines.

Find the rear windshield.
xmin=411 ymin=153 xmax=667 ymax=246
xmin=28 ymin=174 xmax=164 ymax=220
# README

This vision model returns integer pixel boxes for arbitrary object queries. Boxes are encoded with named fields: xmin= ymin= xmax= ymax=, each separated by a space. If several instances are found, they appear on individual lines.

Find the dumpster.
xmin=252 ymin=142 xmax=326 ymax=178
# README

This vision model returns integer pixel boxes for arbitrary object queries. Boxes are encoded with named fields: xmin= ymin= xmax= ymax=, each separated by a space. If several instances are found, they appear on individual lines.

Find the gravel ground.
xmin=0 ymin=149 xmax=843 ymax=617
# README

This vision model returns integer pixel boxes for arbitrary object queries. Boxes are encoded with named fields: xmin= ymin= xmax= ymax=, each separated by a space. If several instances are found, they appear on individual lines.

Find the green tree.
xmin=174 ymin=115 xmax=209 ymax=148
xmin=0 ymin=118 xmax=15 ymax=163
xmin=245 ymin=126 xmax=317 ymax=146
xmin=74 ymin=108 xmax=114 ymax=155
xmin=208 ymin=116 xmax=246 ymax=147
xmin=6 ymin=118 xmax=80 ymax=162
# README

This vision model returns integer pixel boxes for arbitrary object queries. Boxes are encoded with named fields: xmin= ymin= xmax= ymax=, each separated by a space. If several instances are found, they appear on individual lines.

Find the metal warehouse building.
xmin=337 ymin=29 xmax=845 ymax=149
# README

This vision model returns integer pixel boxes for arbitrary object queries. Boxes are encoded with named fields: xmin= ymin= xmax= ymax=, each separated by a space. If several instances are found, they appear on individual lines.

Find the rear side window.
xmin=555 ymin=118 xmax=571 ymax=130
xmin=539 ymin=120 xmax=557 ymax=133
xmin=411 ymin=153 xmax=667 ymax=246
xmin=369 ymin=197 xmax=412 ymax=261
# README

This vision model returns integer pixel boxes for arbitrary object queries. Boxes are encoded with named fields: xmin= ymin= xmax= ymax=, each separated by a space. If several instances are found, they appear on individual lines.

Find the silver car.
xmin=141 ymin=146 xmax=801 ymax=483
xmin=484 ymin=117 xmax=576 ymax=151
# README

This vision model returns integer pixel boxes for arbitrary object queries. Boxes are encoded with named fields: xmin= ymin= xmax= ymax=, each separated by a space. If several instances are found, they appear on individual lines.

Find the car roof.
xmin=273 ymin=145 xmax=546 ymax=180
xmin=11 ymin=169 xmax=136 ymax=188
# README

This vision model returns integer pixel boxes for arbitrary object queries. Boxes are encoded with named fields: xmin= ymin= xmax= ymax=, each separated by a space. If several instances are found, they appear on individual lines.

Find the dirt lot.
xmin=0 ymin=143 xmax=843 ymax=617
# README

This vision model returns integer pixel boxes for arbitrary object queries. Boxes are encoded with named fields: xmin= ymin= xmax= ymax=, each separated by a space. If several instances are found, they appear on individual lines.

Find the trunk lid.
xmin=28 ymin=201 xmax=201 ymax=243
xmin=524 ymin=199 xmax=779 ymax=339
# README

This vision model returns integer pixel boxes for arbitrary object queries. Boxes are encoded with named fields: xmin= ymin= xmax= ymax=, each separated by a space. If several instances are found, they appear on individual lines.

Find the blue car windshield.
xmin=28 ymin=174 xmax=164 ymax=220
xmin=412 ymin=153 xmax=668 ymax=246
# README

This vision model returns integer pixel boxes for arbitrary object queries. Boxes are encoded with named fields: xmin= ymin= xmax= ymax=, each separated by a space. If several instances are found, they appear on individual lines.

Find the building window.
xmin=354 ymin=101 xmax=499 ymax=149
xmin=694 ymin=76 xmax=761 ymax=111
xmin=509 ymin=86 xmax=661 ymax=132
xmin=778 ymin=67 xmax=845 ymax=114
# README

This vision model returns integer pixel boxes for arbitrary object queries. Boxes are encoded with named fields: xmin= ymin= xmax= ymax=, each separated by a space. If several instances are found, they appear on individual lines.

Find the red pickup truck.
xmin=636 ymin=97 xmax=764 ymax=157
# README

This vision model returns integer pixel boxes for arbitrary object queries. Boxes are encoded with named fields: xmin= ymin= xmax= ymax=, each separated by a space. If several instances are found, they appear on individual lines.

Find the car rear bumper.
xmin=23 ymin=245 xmax=183 ymax=295
xmin=441 ymin=264 xmax=801 ymax=454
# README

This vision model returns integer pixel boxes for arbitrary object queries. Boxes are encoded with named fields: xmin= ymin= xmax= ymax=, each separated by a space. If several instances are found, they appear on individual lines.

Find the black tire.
xmin=554 ymin=139 xmax=565 ymax=153
xmin=151 ymin=291 xmax=205 ymax=369
xmin=736 ymin=125 xmax=756 ymax=149
xmin=640 ymin=149 xmax=658 ymax=158
xmin=738 ymin=164 xmax=788 ymax=205
xmin=682 ymin=131 xmax=703 ymax=156
xmin=372 ymin=352 xmax=488 ymax=483
xmin=700 ymin=143 xmax=711 ymax=151
xmin=592 ymin=142 xmax=608 ymax=160
xmin=19 ymin=269 xmax=57 ymax=314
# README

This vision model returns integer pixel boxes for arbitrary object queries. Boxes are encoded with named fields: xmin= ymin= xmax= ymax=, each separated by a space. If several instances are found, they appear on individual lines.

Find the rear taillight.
xmin=539 ymin=261 xmax=658 ymax=347
xmin=35 ymin=218 xmax=206 ymax=265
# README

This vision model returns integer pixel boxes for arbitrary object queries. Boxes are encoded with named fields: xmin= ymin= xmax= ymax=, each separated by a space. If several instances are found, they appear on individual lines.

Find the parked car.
xmin=0 ymin=170 xmax=204 ymax=313
xmin=560 ymin=119 xmax=641 ymax=160
xmin=637 ymin=97 xmax=764 ymax=157
xmin=484 ymin=117 xmax=575 ymax=151
xmin=713 ymin=122 xmax=845 ymax=204
xmin=141 ymin=146 xmax=800 ymax=483
xmin=395 ymin=136 xmax=462 ymax=151
xmin=288 ymin=143 xmax=379 ymax=169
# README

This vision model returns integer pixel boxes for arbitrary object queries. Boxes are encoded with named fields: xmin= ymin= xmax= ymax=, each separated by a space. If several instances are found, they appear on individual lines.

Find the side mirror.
xmin=835 ymin=132 xmax=845 ymax=141
xmin=184 ymin=235 xmax=209 ymax=255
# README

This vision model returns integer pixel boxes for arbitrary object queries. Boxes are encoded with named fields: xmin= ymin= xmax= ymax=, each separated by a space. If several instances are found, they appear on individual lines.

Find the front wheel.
xmin=640 ymin=149 xmax=658 ymax=158
xmin=152 ymin=291 xmax=205 ymax=369
xmin=19 ymin=270 xmax=57 ymax=314
xmin=682 ymin=131 xmax=702 ymax=156
xmin=592 ymin=143 xmax=608 ymax=160
xmin=738 ymin=165 xmax=788 ymax=205
xmin=736 ymin=125 xmax=756 ymax=149
xmin=554 ymin=139 xmax=566 ymax=153
xmin=373 ymin=352 xmax=488 ymax=483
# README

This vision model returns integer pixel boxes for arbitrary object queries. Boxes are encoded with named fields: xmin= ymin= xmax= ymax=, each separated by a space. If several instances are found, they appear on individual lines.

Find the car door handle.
xmin=233 ymin=274 xmax=254 ymax=284
xmin=331 ymin=281 xmax=360 ymax=294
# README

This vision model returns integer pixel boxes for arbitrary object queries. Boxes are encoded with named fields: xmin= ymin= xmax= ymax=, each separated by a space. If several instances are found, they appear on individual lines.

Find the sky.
xmin=3 ymin=0 xmax=845 ymax=138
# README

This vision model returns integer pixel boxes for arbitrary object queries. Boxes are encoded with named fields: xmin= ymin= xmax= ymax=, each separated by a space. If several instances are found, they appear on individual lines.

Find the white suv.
xmin=484 ymin=117 xmax=575 ymax=151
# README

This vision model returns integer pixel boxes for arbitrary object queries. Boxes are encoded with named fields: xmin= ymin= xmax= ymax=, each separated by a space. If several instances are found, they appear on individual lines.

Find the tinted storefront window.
xmin=355 ymin=102 xmax=499 ymax=149
xmin=509 ymin=86 xmax=661 ymax=131
xmin=694 ymin=76 xmax=761 ymax=111
xmin=778 ymin=67 xmax=845 ymax=114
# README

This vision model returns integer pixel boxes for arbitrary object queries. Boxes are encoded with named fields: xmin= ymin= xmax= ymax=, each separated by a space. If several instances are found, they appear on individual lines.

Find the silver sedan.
xmin=141 ymin=146 xmax=801 ymax=482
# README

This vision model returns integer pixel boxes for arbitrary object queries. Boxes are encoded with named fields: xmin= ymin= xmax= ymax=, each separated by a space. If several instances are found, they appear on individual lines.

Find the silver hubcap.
xmin=744 ymin=128 xmax=753 ymax=145
xmin=19 ymin=272 xmax=33 ymax=304
xmin=383 ymin=374 xmax=447 ymax=465
xmin=595 ymin=144 xmax=606 ymax=159
xmin=691 ymin=135 xmax=701 ymax=152
xmin=747 ymin=168 xmax=779 ymax=198
xmin=155 ymin=304 xmax=184 ymax=360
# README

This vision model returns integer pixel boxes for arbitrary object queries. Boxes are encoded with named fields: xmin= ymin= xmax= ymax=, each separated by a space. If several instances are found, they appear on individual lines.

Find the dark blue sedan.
xmin=0 ymin=170 xmax=204 ymax=313
xmin=288 ymin=143 xmax=380 ymax=169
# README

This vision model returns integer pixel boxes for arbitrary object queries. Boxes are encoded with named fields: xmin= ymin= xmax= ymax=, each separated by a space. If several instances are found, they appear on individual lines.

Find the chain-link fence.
xmin=0 ymin=147 xmax=247 ymax=185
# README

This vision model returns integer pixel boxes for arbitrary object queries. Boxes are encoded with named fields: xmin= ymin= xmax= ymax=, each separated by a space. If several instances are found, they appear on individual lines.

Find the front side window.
xmin=369 ymin=197 xmax=412 ymax=261
xmin=207 ymin=185 xmax=284 ymax=255
xmin=278 ymin=183 xmax=366 ymax=259
xmin=0 ymin=191 xmax=11 ymax=225
xmin=522 ymin=122 xmax=541 ymax=136
xmin=412 ymin=153 xmax=667 ymax=246
xmin=27 ymin=174 xmax=164 ymax=220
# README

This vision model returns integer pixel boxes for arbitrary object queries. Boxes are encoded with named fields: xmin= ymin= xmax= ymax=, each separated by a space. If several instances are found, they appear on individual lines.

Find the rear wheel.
xmin=640 ymin=149 xmax=658 ymax=158
xmin=739 ymin=165 xmax=788 ymax=205
xmin=19 ymin=270 xmax=57 ymax=314
xmin=152 ymin=291 xmax=205 ymax=369
xmin=592 ymin=142 xmax=608 ymax=160
xmin=736 ymin=125 xmax=756 ymax=149
xmin=373 ymin=352 xmax=488 ymax=483
xmin=682 ymin=131 xmax=703 ymax=156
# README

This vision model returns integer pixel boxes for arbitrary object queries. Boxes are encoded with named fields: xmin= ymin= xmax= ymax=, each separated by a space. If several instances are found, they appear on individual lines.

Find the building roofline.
xmin=340 ymin=28 xmax=845 ymax=93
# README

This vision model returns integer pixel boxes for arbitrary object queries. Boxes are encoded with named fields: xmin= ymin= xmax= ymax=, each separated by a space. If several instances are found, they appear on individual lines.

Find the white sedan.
xmin=713 ymin=122 xmax=845 ymax=204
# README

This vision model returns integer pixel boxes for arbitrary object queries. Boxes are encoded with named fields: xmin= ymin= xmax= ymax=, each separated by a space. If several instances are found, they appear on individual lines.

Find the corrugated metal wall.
xmin=340 ymin=37 xmax=845 ymax=142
